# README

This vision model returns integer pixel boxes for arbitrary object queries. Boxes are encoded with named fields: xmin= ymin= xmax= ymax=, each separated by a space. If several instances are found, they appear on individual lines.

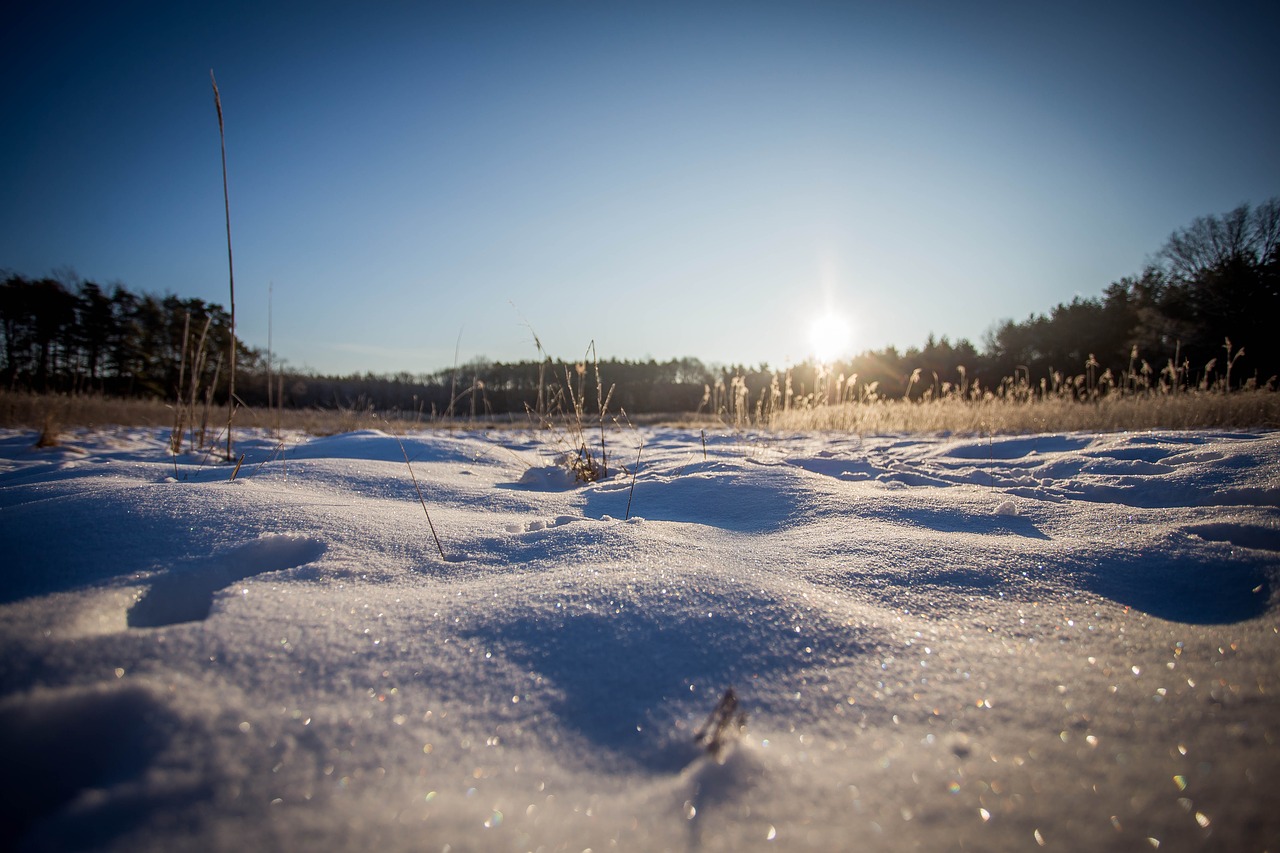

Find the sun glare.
xmin=809 ymin=311 xmax=853 ymax=364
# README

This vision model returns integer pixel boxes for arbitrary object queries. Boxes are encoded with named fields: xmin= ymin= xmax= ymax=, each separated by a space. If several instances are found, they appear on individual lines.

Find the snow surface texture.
xmin=1 ymin=426 xmax=1278 ymax=851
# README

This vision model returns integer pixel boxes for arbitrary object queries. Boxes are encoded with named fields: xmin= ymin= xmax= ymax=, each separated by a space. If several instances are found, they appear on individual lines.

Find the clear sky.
xmin=3 ymin=1 xmax=1277 ymax=376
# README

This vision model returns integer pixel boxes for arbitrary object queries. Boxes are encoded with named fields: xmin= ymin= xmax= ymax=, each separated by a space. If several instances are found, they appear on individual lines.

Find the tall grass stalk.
xmin=1224 ymin=338 xmax=1245 ymax=393
xmin=448 ymin=329 xmax=463 ymax=419
xmin=589 ymin=341 xmax=615 ymax=479
xmin=186 ymin=316 xmax=213 ymax=449
xmin=267 ymin=282 xmax=274 ymax=435
xmin=171 ymin=310 xmax=191 ymax=454
xmin=211 ymin=69 xmax=237 ymax=461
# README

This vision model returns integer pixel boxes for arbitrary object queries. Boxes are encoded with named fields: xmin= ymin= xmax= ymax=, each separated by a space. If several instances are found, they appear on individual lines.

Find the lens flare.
xmin=809 ymin=312 xmax=852 ymax=363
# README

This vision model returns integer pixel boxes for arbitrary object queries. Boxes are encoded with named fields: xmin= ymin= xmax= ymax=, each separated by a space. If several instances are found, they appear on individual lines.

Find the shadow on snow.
xmin=464 ymin=595 xmax=869 ymax=773
xmin=128 ymin=535 xmax=325 ymax=628
xmin=1072 ymin=548 xmax=1274 ymax=625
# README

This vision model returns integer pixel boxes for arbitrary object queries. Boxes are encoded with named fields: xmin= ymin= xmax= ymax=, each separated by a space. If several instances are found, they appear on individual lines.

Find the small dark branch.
xmin=694 ymin=687 xmax=746 ymax=759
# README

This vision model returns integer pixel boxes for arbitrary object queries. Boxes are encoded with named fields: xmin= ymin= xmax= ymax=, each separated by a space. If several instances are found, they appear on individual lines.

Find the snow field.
xmin=1 ymin=426 xmax=1278 ymax=850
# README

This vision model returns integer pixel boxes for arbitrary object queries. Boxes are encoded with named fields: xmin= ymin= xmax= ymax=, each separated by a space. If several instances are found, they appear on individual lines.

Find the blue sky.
xmin=3 ymin=1 xmax=1277 ymax=376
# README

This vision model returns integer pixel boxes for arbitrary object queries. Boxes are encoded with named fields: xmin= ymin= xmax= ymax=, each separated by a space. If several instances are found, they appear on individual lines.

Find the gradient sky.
xmin=4 ymin=1 xmax=1278 ymax=376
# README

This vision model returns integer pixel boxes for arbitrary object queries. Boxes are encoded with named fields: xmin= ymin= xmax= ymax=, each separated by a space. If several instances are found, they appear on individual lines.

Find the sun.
xmin=808 ymin=311 xmax=853 ymax=364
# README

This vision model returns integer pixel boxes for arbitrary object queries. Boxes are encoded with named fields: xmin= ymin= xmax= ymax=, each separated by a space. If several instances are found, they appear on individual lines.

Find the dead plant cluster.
xmin=521 ymin=336 xmax=619 ymax=483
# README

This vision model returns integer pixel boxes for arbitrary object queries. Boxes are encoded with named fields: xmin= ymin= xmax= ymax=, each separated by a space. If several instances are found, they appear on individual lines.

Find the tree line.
xmin=980 ymin=198 xmax=1279 ymax=400
xmin=0 ymin=277 xmax=253 ymax=400
xmin=3 ymin=198 xmax=1276 ymax=416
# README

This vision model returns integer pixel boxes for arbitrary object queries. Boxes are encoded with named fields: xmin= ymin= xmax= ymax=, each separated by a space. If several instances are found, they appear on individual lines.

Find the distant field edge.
xmin=1 ymin=390 xmax=1277 ymax=436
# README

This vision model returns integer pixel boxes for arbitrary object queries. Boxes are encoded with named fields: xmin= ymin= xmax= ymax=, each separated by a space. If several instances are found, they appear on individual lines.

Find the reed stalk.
xmin=211 ymin=69 xmax=236 ymax=461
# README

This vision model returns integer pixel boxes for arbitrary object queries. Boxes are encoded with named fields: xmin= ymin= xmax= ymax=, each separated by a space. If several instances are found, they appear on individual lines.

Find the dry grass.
xmin=0 ymin=392 xmax=445 ymax=437
xmin=519 ymin=338 xmax=616 ymax=482
xmin=3 ymin=389 xmax=1277 ymax=439
xmin=2 ymin=393 xmax=175 ymax=430
xmin=769 ymin=391 xmax=1280 ymax=434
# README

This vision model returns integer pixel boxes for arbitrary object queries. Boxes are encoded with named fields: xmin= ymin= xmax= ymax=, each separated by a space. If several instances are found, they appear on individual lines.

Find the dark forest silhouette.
xmin=3 ymin=199 xmax=1276 ymax=416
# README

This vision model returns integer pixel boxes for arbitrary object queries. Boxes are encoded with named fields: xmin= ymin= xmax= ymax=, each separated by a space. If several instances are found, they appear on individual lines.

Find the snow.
xmin=1 ymin=425 xmax=1278 ymax=850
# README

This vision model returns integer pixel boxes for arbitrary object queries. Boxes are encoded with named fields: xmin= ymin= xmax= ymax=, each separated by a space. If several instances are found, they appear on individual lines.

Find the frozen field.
xmin=1 ymin=425 xmax=1278 ymax=851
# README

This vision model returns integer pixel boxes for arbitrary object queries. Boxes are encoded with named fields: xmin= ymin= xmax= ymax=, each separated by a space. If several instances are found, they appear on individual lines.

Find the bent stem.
xmin=625 ymin=434 xmax=643 ymax=520
xmin=390 ymin=430 xmax=447 ymax=561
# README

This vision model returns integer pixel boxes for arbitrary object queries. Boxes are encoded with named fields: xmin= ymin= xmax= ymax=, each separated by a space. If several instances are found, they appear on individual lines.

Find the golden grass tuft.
xmin=768 ymin=391 xmax=1280 ymax=434
xmin=34 ymin=412 xmax=61 ymax=448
